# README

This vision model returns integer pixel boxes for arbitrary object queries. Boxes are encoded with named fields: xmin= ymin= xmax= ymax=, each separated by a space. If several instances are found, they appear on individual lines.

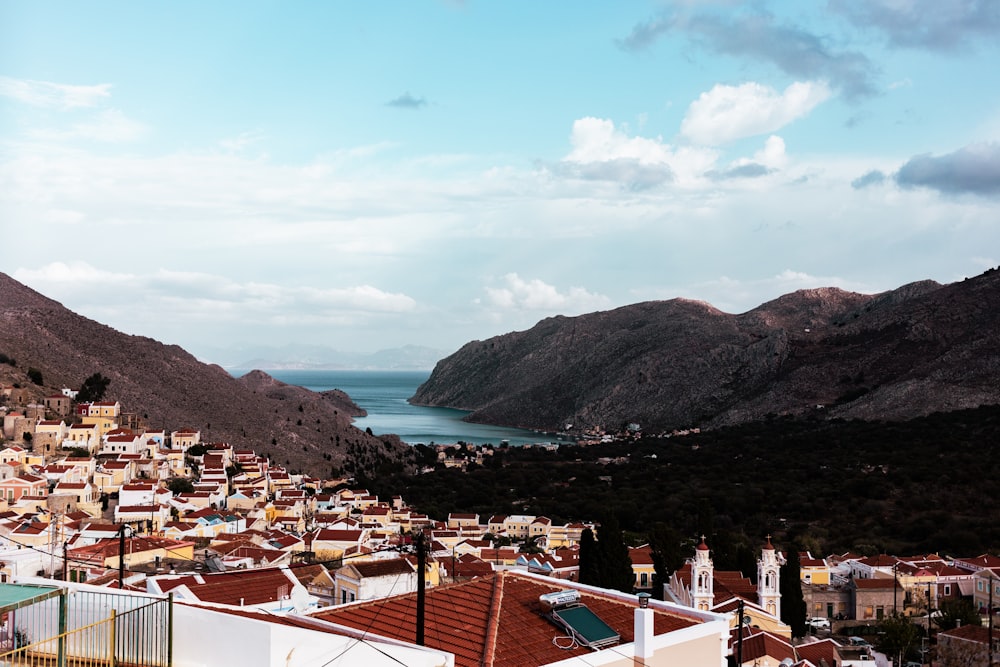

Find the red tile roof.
xmin=154 ymin=565 xmax=309 ymax=605
xmin=795 ymin=637 xmax=842 ymax=666
xmin=729 ymin=627 xmax=794 ymax=663
xmin=310 ymin=570 xmax=701 ymax=667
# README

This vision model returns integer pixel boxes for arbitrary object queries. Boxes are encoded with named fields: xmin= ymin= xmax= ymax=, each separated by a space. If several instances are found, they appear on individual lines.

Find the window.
xmin=943 ymin=584 xmax=951 ymax=596
xmin=640 ymin=573 xmax=648 ymax=587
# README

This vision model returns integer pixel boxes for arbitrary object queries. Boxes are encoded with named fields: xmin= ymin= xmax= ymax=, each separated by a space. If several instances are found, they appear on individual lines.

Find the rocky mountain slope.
xmin=411 ymin=269 xmax=1000 ymax=433
xmin=0 ymin=273 xmax=411 ymax=478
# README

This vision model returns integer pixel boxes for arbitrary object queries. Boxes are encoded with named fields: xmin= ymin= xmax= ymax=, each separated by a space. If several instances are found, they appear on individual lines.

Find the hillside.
xmin=411 ymin=269 xmax=1000 ymax=433
xmin=0 ymin=273 xmax=412 ymax=478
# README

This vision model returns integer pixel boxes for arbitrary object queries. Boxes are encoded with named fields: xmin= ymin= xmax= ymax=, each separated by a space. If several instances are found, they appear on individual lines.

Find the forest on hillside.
xmin=366 ymin=405 xmax=1000 ymax=571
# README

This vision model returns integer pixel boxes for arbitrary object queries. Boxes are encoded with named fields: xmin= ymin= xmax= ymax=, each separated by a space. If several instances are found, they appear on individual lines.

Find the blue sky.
xmin=2 ymin=1 xmax=999 ymax=365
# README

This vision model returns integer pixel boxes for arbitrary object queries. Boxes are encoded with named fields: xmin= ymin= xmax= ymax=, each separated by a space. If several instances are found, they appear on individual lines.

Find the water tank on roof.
xmin=539 ymin=589 xmax=580 ymax=611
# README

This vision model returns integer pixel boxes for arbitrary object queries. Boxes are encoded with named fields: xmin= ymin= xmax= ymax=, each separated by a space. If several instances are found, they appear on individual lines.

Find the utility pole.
xmin=893 ymin=562 xmax=898 ymax=614
xmin=62 ymin=541 xmax=68 ymax=581
xmin=415 ymin=530 xmax=426 ymax=646
xmin=989 ymin=571 xmax=995 ymax=667
xmin=737 ymin=599 xmax=744 ymax=667
xmin=118 ymin=524 xmax=129 ymax=589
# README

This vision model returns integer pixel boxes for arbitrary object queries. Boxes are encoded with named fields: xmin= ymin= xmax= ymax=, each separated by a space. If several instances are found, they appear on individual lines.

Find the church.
xmin=666 ymin=535 xmax=791 ymax=638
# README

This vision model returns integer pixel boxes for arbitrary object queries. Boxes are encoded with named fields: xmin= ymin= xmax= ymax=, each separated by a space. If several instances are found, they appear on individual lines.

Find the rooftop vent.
xmin=540 ymin=589 xmax=620 ymax=650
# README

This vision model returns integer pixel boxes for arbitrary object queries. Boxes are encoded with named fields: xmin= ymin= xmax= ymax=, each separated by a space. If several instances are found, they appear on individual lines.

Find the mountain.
xmin=411 ymin=268 xmax=1000 ymax=434
xmin=195 ymin=343 xmax=447 ymax=371
xmin=0 ymin=273 xmax=412 ymax=478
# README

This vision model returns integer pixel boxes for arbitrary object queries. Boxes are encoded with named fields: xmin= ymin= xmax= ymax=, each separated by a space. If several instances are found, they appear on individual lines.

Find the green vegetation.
xmin=166 ymin=478 xmax=195 ymax=495
xmin=76 ymin=373 xmax=111 ymax=402
xmin=371 ymin=405 xmax=1000 ymax=566
xmin=780 ymin=544 xmax=807 ymax=637
xmin=875 ymin=613 xmax=921 ymax=666
xmin=578 ymin=515 xmax=635 ymax=593
xmin=26 ymin=367 xmax=43 ymax=385
xmin=0 ymin=353 xmax=15 ymax=366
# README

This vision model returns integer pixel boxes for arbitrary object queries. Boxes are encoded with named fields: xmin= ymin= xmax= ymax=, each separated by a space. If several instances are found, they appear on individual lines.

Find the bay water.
xmin=258 ymin=369 xmax=565 ymax=447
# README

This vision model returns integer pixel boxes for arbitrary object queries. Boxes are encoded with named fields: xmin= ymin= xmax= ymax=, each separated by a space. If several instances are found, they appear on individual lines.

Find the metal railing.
xmin=0 ymin=588 xmax=172 ymax=667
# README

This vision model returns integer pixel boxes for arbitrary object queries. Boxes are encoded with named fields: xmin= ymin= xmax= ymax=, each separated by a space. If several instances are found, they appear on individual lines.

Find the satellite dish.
xmin=289 ymin=584 xmax=310 ymax=614
xmin=780 ymin=659 xmax=794 ymax=667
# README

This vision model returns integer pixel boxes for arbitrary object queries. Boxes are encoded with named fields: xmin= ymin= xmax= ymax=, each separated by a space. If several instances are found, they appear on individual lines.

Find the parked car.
xmin=847 ymin=636 xmax=872 ymax=648
xmin=807 ymin=617 xmax=831 ymax=630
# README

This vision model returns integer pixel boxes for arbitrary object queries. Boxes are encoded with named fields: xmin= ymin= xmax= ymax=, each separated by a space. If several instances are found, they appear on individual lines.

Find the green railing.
xmin=0 ymin=588 xmax=172 ymax=667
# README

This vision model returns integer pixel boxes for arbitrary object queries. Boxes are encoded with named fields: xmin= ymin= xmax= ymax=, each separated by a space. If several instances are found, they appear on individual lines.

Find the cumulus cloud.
xmin=895 ymin=143 xmax=1000 ymax=196
xmin=34 ymin=109 xmax=147 ymax=143
xmin=653 ymin=270 xmax=876 ymax=315
xmin=483 ymin=273 xmax=611 ymax=313
xmin=559 ymin=116 xmax=717 ymax=188
xmin=386 ymin=92 xmax=428 ymax=109
xmin=0 ymin=76 xmax=112 ymax=109
xmin=619 ymin=10 xmax=877 ymax=99
xmin=851 ymin=169 xmax=887 ymax=189
xmin=707 ymin=163 xmax=773 ymax=181
xmin=14 ymin=263 xmax=417 ymax=328
xmin=830 ymin=0 xmax=1000 ymax=50
xmin=681 ymin=81 xmax=831 ymax=145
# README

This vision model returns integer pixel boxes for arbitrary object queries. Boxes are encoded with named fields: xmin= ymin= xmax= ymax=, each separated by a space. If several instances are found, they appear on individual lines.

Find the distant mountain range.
xmin=412 ymin=268 xmax=1000 ymax=434
xmin=198 ymin=343 xmax=448 ymax=371
xmin=0 ymin=273 xmax=412 ymax=478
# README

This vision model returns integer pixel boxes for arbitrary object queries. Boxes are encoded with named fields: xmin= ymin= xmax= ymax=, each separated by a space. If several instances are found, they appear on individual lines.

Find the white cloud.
xmin=0 ymin=76 xmax=112 ymax=110
xmin=483 ymin=273 xmax=611 ymax=313
xmin=641 ymin=270 xmax=877 ymax=315
xmin=12 ymin=263 xmax=417 ymax=342
xmin=27 ymin=109 xmax=147 ymax=143
xmin=561 ymin=116 xmax=718 ymax=187
xmin=218 ymin=131 xmax=267 ymax=152
xmin=680 ymin=81 xmax=831 ymax=145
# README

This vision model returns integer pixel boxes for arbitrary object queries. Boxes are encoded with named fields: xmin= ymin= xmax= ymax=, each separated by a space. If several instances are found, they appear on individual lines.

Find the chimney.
xmin=634 ymin=593 xmax=654 ymax=662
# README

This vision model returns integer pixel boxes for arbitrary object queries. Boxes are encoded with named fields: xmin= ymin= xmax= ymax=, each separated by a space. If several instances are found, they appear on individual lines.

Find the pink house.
xmin=0 ymin=473 xmax=47 ymax=502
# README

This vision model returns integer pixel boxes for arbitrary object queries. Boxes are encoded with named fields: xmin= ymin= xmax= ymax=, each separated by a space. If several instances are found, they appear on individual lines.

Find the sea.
xmin=249 ymin=369 xmax=568 ymax=447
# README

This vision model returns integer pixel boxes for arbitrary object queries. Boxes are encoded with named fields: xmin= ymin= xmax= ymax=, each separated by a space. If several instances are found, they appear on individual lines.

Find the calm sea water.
xmin=253 ymin=369 xmax=565 ymax=447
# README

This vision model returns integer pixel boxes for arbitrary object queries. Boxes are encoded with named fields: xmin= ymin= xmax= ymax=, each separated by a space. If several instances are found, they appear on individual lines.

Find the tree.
xmin=596 ymin=514 xmax=635 ymax=593
xmin=76 ymin=373 xmax=111 ymax=403
xmin=579 ymin=515 xmax=636 ymax=593
xmin=780 ymin=543 xmax=808 ymax=637
xmin=876 ymin=612 xmax=920 ymax=667
xmin=935 ymin=598 xmax=981 ymax=631
xmin=166 ymin=478 xmax=195 ymax=495
xmin=648 ymin=522 xmax=684 ymax=600
xmin=579 ymin=528 xmax=601 ymax=587
xmin=26 ymin=367 xmax=43 ymax=386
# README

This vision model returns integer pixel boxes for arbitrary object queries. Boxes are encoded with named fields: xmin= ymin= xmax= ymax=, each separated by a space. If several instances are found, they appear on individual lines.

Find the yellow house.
xmin=715 ymin=598 xmax=793 ymax=640
xmin=504 ymin=514 xmax=534 ymax=540
xmin=630 ymin=544 xmax=657 ymax=592
xmin=800 ymin=551 xmax=831 ymax=585
xmin=68 ymin=535 xmax=196 ymax=579
xmin=87 ymin=401 xmax=121 ymax=419
xmin=446 ymin=513 xmax=480 ymax=530
xmin=170 ymin=428 xmax=201 ymax=452
xmin=80 ymin=415 xmax=117 ymax=439
xmin=334 ymin=558 xmax=417 ymax=605
xmin=65 ymin=423 xmax=100 ymax=453
xmin=4 ymin=520 xmax=53 ymax=550
xmin=0 ymin=445 xmax=27 ymax=467
xmin=546 ymin=522 xmax=589 ymax=548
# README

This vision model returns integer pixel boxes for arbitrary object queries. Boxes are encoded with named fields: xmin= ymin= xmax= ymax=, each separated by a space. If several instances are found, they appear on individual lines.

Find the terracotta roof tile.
xmin=311 ymin=570 xmax=700 ymax=667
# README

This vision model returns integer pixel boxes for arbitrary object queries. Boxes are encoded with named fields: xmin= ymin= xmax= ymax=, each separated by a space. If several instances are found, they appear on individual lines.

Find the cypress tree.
xmin=780 ymin=543 xmax=808 ymax=637
xmin=596 ymin=514 xmax=635 ymax=594
xmin=579 ymin=527 xmax=600 ymax=586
